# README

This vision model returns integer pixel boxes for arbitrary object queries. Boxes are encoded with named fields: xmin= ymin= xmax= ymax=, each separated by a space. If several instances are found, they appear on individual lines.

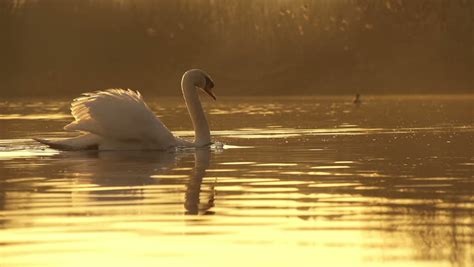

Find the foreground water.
xmin=0 ymin=95 xmax=472 ymax=267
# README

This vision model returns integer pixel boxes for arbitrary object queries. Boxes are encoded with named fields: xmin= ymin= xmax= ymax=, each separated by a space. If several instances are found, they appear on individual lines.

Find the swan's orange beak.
xmin=204 ymin=77 xmax=216 ymax=100
xmin=204 ymin=87 xmax=217 ymax=101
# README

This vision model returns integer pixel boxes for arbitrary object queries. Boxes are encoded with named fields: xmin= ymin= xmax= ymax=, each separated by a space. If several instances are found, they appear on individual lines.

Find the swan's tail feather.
xmin=33 ymin=134 xmax=100 ymax=151
xmin=34 ymin=138 xmax=75 ymax=150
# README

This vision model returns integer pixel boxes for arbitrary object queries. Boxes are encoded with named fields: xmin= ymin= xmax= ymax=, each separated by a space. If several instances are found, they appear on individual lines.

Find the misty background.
xmin=1 ymin=0 xmax=472 ymax=97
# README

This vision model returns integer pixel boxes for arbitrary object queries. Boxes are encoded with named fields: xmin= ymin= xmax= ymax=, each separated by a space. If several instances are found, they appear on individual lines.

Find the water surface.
xmin=0 ymin=95 xmax=473 ymax=266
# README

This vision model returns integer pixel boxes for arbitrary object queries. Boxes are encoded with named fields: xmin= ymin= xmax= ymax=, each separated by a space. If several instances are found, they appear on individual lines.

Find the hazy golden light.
xmin=1 ymin=0 xmax=473 ymax=265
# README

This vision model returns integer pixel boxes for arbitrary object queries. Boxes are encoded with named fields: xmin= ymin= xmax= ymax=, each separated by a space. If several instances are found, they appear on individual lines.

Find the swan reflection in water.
xmin=184 ymin=148 xmax=214 ymax=215
xmin=52 ymin=148 xmax=215 ymax=215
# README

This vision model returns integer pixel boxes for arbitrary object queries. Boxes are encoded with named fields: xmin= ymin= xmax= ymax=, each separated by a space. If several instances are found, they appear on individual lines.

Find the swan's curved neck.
xmin=181 ymin=77 xmax=211 ymax=146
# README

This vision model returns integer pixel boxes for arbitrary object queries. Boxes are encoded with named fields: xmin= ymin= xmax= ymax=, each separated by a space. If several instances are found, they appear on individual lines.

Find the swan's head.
xmin=183 ymin=69 xmax=216 ymax=100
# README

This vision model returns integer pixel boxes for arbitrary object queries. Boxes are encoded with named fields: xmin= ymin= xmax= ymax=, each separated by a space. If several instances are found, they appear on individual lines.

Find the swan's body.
xmin=34 ymin=69 xmax=216 ymax=150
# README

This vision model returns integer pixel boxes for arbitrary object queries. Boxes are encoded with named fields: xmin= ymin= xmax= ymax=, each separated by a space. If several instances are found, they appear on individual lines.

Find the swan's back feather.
xmin=65 ymin=89 xmax=176 ymax=148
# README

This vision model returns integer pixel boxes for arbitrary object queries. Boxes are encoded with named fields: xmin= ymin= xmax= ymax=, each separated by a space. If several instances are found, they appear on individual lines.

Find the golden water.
xmin=0 ymin=95 xmax=473 ymax=266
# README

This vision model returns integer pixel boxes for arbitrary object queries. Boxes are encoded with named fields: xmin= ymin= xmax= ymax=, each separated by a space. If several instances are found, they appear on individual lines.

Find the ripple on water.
xmin=0 ymin=114 xmax=71 ymax=120
xmin=0 ymin=96 xmax=473 ymax=267
xmin=0 ymin=146 xmax=59 ymax=160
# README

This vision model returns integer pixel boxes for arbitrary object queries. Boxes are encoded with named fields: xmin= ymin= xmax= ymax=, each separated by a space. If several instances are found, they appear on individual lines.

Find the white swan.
xmin=34 ymin=69 xmax=216 ymax=150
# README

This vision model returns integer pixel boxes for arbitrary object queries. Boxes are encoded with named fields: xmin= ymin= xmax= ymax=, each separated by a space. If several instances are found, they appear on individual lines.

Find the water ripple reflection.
xmin=0 ymin=96 xmax=473 ymax=267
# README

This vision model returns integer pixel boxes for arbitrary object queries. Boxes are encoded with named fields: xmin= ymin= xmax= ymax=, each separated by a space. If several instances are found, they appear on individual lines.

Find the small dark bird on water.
xmin=353 ymin=93 xmax=362 ymax=104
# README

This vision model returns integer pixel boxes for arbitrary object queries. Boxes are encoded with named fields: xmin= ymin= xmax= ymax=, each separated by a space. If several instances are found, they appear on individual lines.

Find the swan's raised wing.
xmin=64 ymin=89 xmax=176 ymax=146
